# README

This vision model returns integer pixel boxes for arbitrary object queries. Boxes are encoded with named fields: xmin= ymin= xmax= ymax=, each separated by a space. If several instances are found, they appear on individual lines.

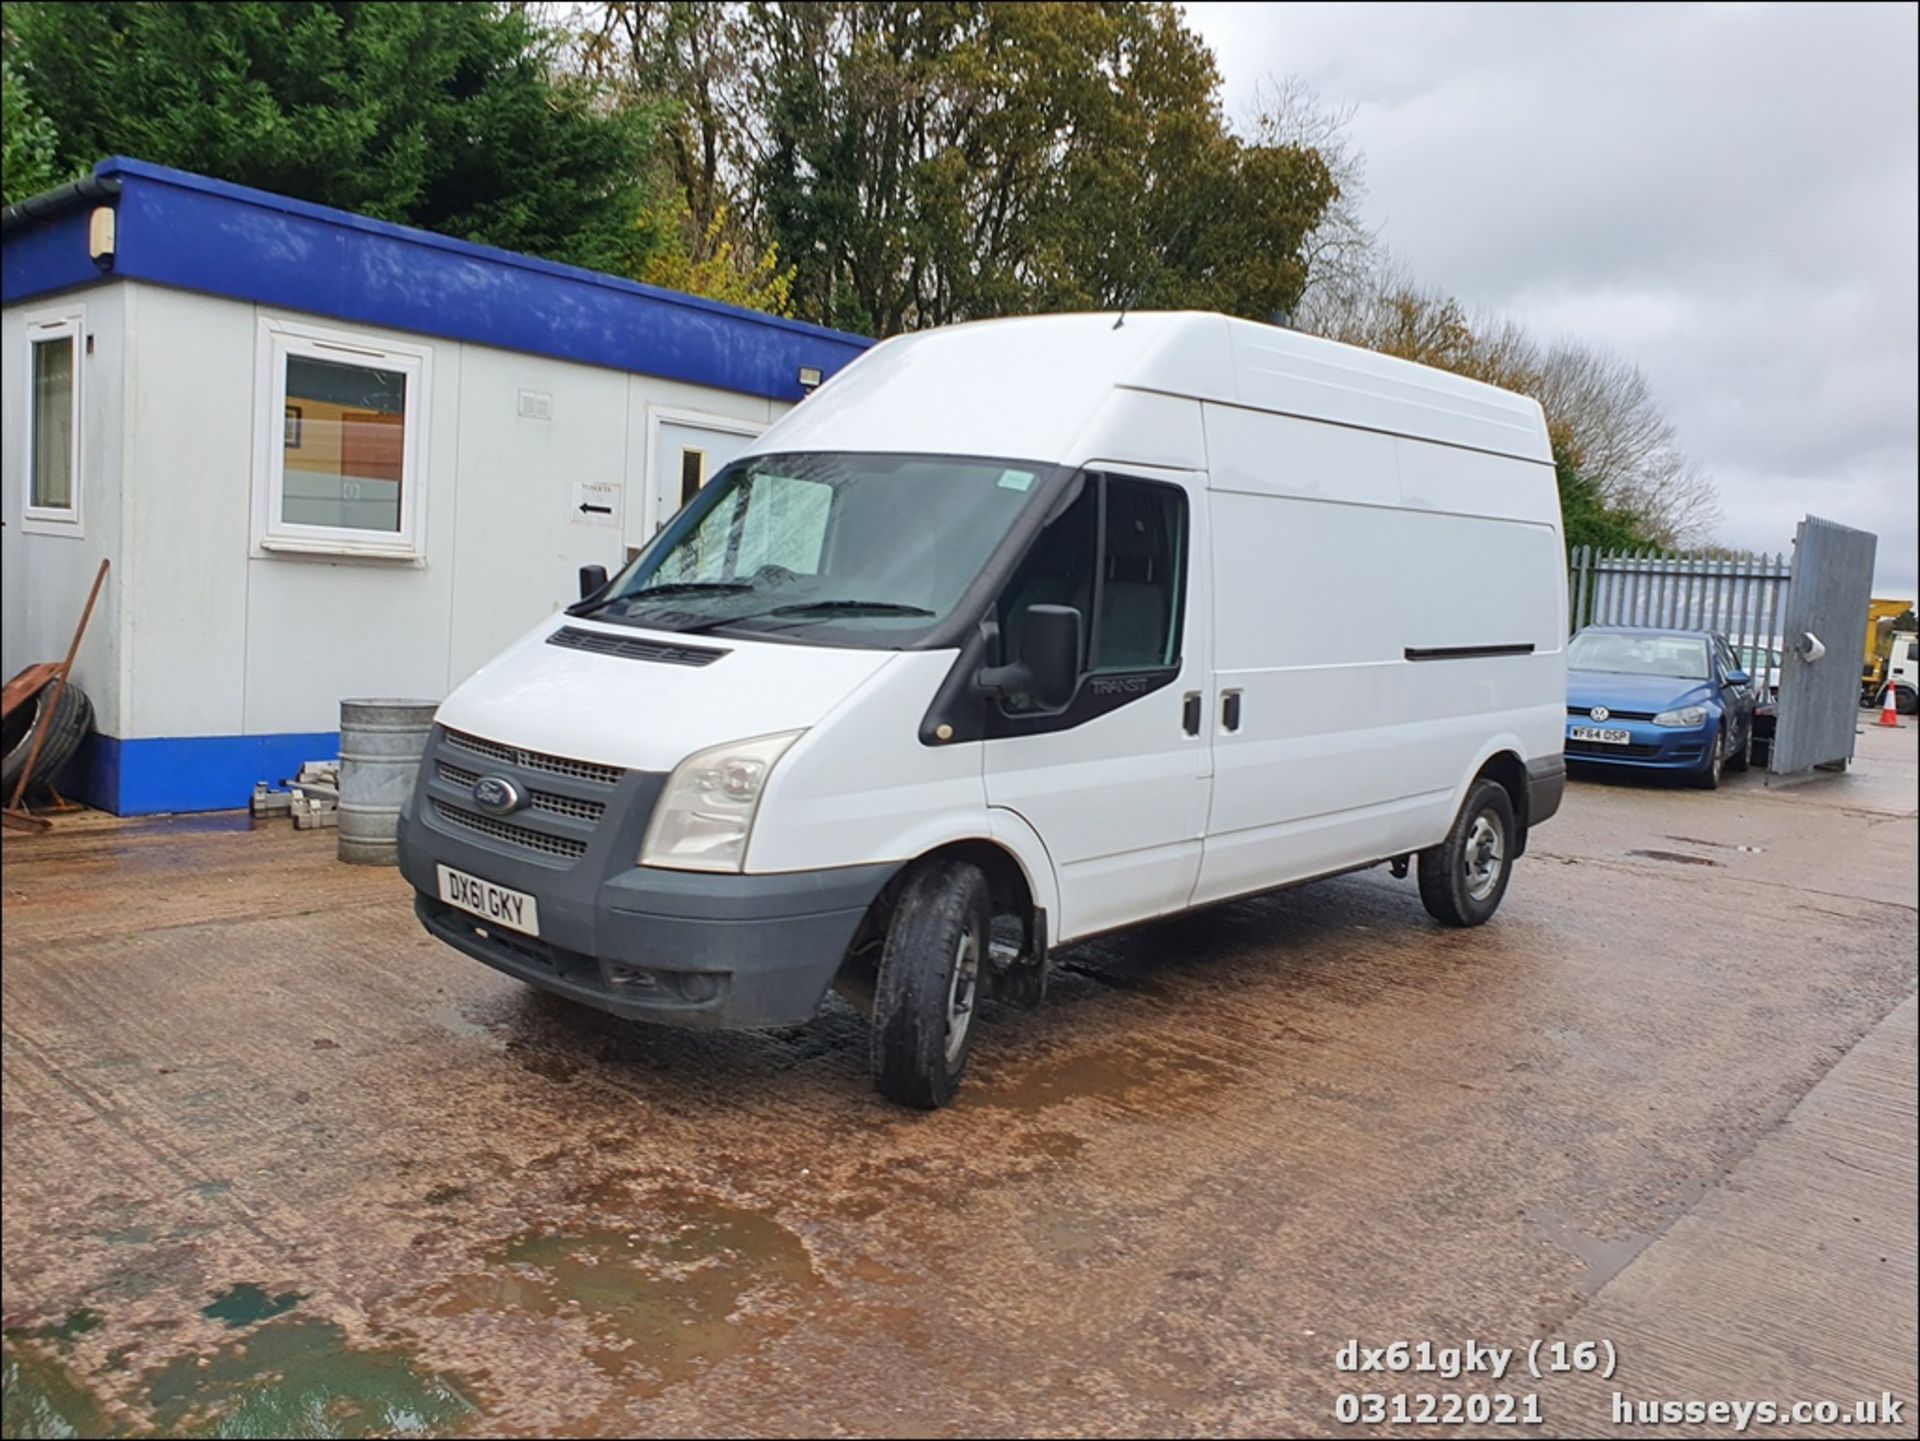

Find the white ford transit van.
xmin=397 ymin=312 xmax=1567 ymax=1107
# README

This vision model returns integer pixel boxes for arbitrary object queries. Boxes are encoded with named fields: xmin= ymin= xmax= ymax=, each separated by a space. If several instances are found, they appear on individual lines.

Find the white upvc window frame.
xmin=20 ymin=307 xmax=85 ymax=537
xmin=252 ymin=317 xmax=431 ymax=561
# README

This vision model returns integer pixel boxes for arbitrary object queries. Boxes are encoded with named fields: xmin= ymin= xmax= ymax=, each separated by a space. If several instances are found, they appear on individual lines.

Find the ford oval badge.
xmin=472 ymin=775 xmax=524 ymax=816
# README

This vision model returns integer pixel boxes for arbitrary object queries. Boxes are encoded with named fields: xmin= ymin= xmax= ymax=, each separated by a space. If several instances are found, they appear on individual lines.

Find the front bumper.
xmin=396 ymin=728 xmax=893 ymax=1029
xmin=1564 ymin=717 xmax=1715 ymax=772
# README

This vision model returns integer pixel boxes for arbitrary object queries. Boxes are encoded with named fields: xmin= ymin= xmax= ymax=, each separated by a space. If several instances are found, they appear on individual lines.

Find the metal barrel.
xmin=337 ymin=699 xmax=438 ymax=866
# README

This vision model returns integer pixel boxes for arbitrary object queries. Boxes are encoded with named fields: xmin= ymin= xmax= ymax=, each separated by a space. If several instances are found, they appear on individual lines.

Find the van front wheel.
xmin=1417 ymin=778 xmax=1516 ymax=928
xmin=870 ymin=859 xmax=992 ymax=1109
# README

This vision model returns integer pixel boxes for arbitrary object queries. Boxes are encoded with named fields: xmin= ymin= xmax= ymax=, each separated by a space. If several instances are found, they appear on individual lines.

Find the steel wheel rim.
xmin=1463 ymin=812 xmax=1504 ymax=902
xmin=945 ymin=924 xmax=980 ymax=1065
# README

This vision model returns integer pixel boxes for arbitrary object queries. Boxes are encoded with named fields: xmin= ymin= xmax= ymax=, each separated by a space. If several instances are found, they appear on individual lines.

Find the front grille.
xmin=1567 ymin=706 xmax=1656 ymax=721
xmin=548 ymin=625 xmax=727 ymax=667
xmin=443 ymin=728 xmax=624 ymax=787
xmin=1567 ymin=739 xmax=1663 ymax=759
xmin=432 ymin=800 xmax=589 ymax=860
xmin=437 ymin=761 xmax=606 ymax=823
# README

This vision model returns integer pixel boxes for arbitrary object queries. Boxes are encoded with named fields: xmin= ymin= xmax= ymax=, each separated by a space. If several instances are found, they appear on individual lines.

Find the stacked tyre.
xmin=1 ymin=682 xmax=93 ymax=798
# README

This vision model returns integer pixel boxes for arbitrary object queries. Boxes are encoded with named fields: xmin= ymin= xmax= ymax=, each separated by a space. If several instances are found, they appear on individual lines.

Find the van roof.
xmin=756 ymin=311 xmax=1552 ymax=466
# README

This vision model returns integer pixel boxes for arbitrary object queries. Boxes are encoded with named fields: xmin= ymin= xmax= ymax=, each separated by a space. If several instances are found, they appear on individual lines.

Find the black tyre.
xmin=1899 ymin=685 xmax=1918 ymax=716
xmin=1690 ymin=727 xmax=1727 ymax=790
xmin=870 ymin=859 xmax=991 ymax=1109
xmin=1418 ymin=777 xmax=1516 ymax=928
xmin=0 ymin=681 xmax=93 ymax=799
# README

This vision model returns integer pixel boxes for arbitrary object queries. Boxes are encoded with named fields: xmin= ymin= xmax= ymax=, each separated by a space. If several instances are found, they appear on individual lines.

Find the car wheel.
xmin=870 ymin=859 xmax=991 ymax=1109
xmin=1418 ymin=777 xmax=1516 ymax=928
xmin=1691 ymin=729 xmax=1726 ymax=789
xmin=1898 ymin=685 xmax=1918 ymax=716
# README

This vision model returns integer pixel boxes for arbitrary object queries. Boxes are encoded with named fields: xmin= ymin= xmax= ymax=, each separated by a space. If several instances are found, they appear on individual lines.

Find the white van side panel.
xmin=1194 ymin=404 xmax=1563 ymax=904
xmin=1227 ymin=322 xmax=1552 ymax=464
xmin=1396 ymin=431 xmax=1562 ymax=526
xmin=1203 ymin=404 xmax=1400 ymax=508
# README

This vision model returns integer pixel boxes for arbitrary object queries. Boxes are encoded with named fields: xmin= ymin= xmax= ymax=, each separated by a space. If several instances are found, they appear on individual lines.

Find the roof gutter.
xmin=1 ymin=174 xmax=122 ymax=240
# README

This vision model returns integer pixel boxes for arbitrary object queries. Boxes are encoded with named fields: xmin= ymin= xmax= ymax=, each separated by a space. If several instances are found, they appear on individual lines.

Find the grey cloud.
xmin=1187 ymin=1 xmax=1918 ymax=594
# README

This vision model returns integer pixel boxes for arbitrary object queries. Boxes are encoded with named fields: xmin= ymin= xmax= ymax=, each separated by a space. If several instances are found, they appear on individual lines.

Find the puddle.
xmin=421 ymin=1003 xmax=504 ymax=1047
xmin=202 ymin=1283 xmax=305 ymax=1329
xmin=1013 ymin=1128 xmax=1089 ymax=1162
xmin=143 ymin=1318 xmax=474 ymax=1438
xmin=1524 ymin=1207 xmax=1655 ymax=1295
xmin=3 ymin=1312 xmax=103 ymax=1346
xmin=420 ymin=1188 xmax=816 ymax=1394
xmin=982 ymin=1038 xmax=1236 ymax=1115
xmin=1 ymin=1343 xmax=124 ymax=1439
xmin=1021 ymin=1206 xmax=1113 ymax=1261
xmin=1626 ymin=849 xmax=1719 ymax=866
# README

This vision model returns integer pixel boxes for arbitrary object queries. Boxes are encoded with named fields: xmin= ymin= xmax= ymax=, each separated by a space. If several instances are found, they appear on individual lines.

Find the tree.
xmin=568 ymin=2 xmax=1336 ymax=335
xmin=7 ymin=1 xmax=655 ymax=270
xmin=743 ymin=1 xmax=1334 ymax=335
xmin=636 ymin=196 xmax=794 ymax=314
xmin=573 ymin=2 xmax=795 ymax=309
xmin=1242 ymin=76 xmax=1376 ymax=322
xmin=2 ymin=47 xmax=64 ymax=203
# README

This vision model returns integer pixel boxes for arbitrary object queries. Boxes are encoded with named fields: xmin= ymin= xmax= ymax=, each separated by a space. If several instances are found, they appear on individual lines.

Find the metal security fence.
xmin=1567 ymin=545 xmax=1793 ymax=678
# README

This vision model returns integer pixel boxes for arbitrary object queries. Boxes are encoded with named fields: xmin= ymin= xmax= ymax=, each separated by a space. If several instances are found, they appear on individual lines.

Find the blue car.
xmin=1565 ymin=627 xmax=1757 ymax=789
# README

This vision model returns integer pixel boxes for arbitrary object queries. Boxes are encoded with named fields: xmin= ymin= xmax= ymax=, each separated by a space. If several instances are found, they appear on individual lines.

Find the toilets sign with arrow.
xmin=570 ymin=481 xmax=622 ymax=530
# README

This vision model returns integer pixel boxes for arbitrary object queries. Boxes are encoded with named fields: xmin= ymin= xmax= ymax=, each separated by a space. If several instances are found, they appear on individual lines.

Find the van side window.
xmin=1095 ymin=478 xmax=1186 ymax=672
xmin=996 ymin=474 xmax=1187 ymax=711
xmin=997 ymin=483 xmax=1098 ymax=700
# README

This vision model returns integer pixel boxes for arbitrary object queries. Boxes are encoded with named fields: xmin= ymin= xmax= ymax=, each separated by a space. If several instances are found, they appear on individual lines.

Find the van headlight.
xmin=640 ymin=731 xmax=803 ymax=872
xmin=1652 ymin=705 xmax=1709 ymax=728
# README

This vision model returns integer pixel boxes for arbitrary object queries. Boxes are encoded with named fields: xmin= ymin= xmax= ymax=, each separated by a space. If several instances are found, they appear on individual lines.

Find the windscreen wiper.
xmin=673 ymin=598 xmax=938 ymax=635
xmin=765 ymin=600 xmax=936 ymax=616
xmin=569 ymin=580 xmax=753 ymax=617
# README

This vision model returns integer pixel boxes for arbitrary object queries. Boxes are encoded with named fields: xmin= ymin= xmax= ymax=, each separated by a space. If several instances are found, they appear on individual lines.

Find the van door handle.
xmin=1182 ymin=691 xmax=1202 ymax=735
xmin=1221 ymin=690 xmax=1242 ymax=732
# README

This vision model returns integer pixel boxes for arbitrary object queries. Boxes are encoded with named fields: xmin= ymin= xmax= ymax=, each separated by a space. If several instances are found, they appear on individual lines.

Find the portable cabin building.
xmin=1 ymin=159 xmax=869 ymax=814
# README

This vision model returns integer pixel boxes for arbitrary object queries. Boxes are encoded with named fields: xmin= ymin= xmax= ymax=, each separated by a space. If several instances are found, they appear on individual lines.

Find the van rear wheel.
xmin=870 ymin=859 xmax=991 ymax=1109
xmin=1418 ymin=778 xmax=1516 ymax=928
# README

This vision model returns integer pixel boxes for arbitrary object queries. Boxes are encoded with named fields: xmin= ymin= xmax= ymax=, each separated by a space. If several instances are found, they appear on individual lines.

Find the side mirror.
xmin=578 ymin=564 xmax=609 ymax=601
xmin=1020 ymin=605 xmax=1082 ymax=710
xmin=976 ymin=604 xmax=1083 ymax=711
xmin=1726 ymin=668 xmax=1751 ymax=687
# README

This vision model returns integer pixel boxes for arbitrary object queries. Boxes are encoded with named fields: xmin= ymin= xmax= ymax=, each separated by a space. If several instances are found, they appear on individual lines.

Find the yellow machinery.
xmin=1862 ymin=597 xmax=1917 ymax=700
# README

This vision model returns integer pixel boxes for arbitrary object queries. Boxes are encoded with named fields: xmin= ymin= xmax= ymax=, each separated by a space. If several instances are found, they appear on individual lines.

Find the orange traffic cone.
xmin=1877 ymin=680 xmax=1901 ymax=728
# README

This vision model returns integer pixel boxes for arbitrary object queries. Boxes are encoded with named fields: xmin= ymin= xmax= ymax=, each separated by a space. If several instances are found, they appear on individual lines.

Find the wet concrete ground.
xmin=3 ymin=724 xmax=1915 ymax=1437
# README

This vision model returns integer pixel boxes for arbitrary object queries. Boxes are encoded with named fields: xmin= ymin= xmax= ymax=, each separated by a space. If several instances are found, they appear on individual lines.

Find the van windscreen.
xmin=582 ymin=452 xmax=1061 ymax=647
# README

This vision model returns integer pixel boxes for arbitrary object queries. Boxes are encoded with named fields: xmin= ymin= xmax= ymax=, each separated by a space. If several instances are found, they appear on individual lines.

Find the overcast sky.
xmin=1185 ymin=1 xmax=1919 ymax=597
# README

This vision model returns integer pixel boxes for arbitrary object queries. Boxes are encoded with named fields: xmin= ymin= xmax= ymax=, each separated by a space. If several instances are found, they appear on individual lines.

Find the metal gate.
xmin=1771 ymin=516 xmax=1878 ymax=775
xmin=1566 ymin=514 xmax=1879 ymax=778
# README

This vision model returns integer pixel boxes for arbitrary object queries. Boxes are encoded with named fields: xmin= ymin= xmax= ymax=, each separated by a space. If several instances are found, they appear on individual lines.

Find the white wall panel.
xmin=2 ymin=287 xmax=128 ymax=734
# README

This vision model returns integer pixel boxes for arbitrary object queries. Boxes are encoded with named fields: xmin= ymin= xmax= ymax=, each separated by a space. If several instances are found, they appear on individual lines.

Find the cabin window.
xmin=997 ymin=474 xmax=1188 ymax=707
xmin=22 ymin=310 xmax=83 ymax=533
xmin=254 ymin=319 xmax=430 ymax=559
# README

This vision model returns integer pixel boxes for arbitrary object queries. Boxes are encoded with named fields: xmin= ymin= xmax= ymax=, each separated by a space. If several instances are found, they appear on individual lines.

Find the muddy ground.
xmin=3 ymin=724 xmax=1915 ymax=1437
